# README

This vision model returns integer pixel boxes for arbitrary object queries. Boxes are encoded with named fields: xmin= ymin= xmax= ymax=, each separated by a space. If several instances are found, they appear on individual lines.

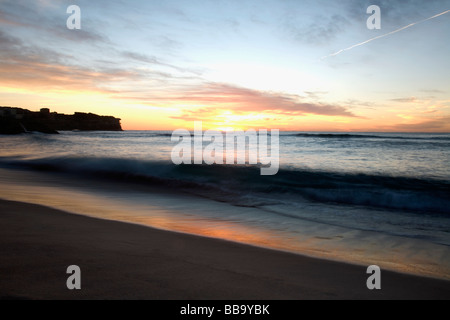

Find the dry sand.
xmin=1 ymin=199 xmax=449 ymax=300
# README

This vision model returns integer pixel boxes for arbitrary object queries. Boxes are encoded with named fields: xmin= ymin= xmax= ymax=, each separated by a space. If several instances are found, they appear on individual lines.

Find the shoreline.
xmin=1 ymin=199 xmax=449 ymax=299
xmin=0 ymin=166 xmax=449 ymax=281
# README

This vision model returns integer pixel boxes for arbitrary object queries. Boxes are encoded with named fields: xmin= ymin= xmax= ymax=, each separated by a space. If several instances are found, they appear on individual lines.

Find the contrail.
xmin=320 ymin=9 xmax=450 ymax=60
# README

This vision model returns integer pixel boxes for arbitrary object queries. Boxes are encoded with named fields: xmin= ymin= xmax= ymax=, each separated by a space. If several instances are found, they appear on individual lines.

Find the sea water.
xmin=0 ymin=131 xmax=449 ymax=278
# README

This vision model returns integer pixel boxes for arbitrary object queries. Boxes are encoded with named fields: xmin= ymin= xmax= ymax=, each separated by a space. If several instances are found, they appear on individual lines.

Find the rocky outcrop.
xmin=0 ymin=107 xmax=122 ymax=134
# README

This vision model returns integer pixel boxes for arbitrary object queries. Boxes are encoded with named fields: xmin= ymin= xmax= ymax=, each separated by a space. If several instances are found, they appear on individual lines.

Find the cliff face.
xmin=0 ymin=107 xmax=122 ymax=134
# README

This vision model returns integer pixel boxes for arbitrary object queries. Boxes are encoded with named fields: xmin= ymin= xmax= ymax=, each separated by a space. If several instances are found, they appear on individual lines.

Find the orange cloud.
xmin=386 ymin=116 xmax=450 ymax=132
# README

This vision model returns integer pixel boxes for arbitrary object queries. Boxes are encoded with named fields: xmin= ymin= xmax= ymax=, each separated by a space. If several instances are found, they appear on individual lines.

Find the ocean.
xmin=0 ymin=131 xmax=449 ymax=279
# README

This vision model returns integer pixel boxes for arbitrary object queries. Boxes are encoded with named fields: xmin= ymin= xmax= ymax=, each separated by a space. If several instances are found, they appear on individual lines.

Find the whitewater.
xmin=0 ymin=131 xmax=449 ymax=279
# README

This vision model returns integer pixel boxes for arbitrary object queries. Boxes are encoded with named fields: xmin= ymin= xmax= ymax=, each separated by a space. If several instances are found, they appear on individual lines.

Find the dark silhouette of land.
xmin=0 ymin=107 xmax=122 ymax=134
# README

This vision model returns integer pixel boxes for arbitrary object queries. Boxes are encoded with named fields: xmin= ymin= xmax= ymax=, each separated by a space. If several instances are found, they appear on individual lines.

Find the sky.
xmin=0 ymin=0 xmax=449 ymax=131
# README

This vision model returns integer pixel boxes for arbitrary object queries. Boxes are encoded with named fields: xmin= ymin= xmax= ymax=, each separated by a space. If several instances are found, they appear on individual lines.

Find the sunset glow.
xmin=1 ymin=1 xmax=449 ymax=131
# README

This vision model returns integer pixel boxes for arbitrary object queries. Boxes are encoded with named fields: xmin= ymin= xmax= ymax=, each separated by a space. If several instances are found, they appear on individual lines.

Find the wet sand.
xmin=1 ymin=199 xmax=449 ymax=300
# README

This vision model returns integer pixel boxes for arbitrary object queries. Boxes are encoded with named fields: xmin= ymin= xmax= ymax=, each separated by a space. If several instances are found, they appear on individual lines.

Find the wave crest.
xmin=1 ymin=156 xmax=449 ymax=214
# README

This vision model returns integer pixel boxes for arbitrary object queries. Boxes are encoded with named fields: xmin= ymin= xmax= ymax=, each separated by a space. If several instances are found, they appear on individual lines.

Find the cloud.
xmin=420 ymin=89 xmax=447 ymax=94
xmin=116 ymin=81 xmax=358 ymax=119
xmin=0 ymin=29 xmax=22 ymax=46
xmin=389 ymin=116 xmax=450 ymax=132
xmin=122 ymin=51 xmax=163 ymax=65
xmin=0 ymin=30 xmax=68 ymax=65
xmin=390 ymin=97 xmax=418 ymax=103
xmin=321 ymin=9 xmax=450 ymax=60
xmin=0 ymin=1 xmax=110 ymax=45
xmin=122 ymin=51 xmax=202 ymax=75
xmin=347 ymin=0 xmax=449 ymax=26
xmin=0 ymin=25 xmax=206 ymax=99
xmin=0 ymin=31 xmax=167 ymax=93
xmin=304 ymin=91 xmax=328 ymax=100
xmin=342 ymin=99 xmax=376 ymax=109
xmin=0 ymin=11 xmax=27 ymax=27
xmin=286 ymin=13 xmax=350 ymax=45
xmin=52 ymin=27 xmax=110 ymax=44
xmin=164 ymin=83 xmax=358 ymax=118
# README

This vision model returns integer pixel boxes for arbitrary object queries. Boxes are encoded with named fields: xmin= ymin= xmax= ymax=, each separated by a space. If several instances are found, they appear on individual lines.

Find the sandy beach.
xmin=2 ymin=0 xmax=450 ymax=303
xmin=1 ymin=198 xmax=449 ymax=300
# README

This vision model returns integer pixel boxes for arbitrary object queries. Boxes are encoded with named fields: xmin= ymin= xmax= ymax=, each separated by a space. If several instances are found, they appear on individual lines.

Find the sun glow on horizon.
xmin=213 ymin=127 xmax=244 ymax=132
xmin=0 ymin=1 xmax=449 ymax=132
